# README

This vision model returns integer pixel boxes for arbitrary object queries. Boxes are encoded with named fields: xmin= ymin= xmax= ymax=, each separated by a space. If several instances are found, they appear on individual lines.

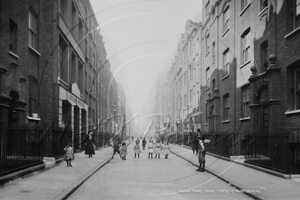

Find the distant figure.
xmin=163 ymin=142 xmax=170 ymax=159
xmin=193 ymin=129 xmax=201 ymax=155
xmin=196 ymin=134 xmax=206 ymax=172
xmin=136 ymin=137 xmax=140 ymax=145
xmin=85 ymin=131 xmax=95 ymax=158
xmin=64 ymin=142 xmax=74 ymax=167
xmin=134 ymin=140 xmax=141 ymax=158
xmin=154 ymin=140 xmax=162 ymax=159
xmin=142 ymin=138 xmax=147 ymax=150
xmin=147 ymin=140 xmax=154 ymax=159
xmin=120 ymin=142 xmax=128 ymax=160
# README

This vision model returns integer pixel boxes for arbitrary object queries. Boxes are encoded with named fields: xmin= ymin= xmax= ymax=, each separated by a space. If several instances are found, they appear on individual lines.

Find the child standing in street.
xmin=147 ymin=140 xmax=154 ymax=159
xmin=64 ymin=142 xmax=74 ymax=167
xmin=134 ymin=140 xmax=141 ymax=158
xmin=112 ymin=142 xmax=122 ymax=159
xmin=120 ymin=142 xmax=128 ymax=160
xmin=163 ymin=142 xmax=170 ymax=159
xmin=154 ymin=139 xmax=162 ymax=159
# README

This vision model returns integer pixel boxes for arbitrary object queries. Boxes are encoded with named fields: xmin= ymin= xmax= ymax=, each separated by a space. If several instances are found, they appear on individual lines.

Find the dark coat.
xmin=84 ymin=134 xmax=95 ymax=155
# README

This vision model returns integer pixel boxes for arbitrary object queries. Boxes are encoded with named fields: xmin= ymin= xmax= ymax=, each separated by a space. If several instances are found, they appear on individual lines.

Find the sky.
xmin=89 ymin=0 xmax=202 ymax=134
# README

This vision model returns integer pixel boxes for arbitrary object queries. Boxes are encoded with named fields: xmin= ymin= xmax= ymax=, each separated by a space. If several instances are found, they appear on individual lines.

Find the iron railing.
xmin=167 ymin=131 xmax=300 ymax=175
xmin=0 ymin=124 xmax=44 ymax=176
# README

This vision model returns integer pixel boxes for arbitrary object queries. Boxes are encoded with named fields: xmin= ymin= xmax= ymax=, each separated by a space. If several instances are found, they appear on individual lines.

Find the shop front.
xmin=58 ymin=84 xmax=88 ymax=152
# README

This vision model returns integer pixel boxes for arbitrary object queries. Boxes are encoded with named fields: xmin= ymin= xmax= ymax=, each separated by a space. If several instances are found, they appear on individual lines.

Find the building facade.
xmin=0 ymin=0 xmax=119 ymax=155
xmin=155 ymin=0 xmax=300 ymax=158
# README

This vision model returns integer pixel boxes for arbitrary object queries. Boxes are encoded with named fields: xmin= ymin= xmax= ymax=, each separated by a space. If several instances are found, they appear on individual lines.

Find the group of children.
xmin=111 ymin=138 xmax=170 ymax=160
xmin=146 ymin=139 xmax=170 ymax=159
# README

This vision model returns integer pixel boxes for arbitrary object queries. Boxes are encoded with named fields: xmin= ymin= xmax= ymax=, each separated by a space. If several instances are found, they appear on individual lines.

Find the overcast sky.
xmin=89 ymin=0 xmax=202 ymax=134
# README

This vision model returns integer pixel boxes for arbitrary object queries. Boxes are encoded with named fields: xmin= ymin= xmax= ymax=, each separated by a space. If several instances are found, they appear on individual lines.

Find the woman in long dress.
xmin=85 ymin=131 xmax=95 ymax=157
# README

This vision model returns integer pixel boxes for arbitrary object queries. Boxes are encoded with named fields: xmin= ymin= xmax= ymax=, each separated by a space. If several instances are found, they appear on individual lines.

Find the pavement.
xmin=1 ymin=143 xmax=300 ymax=199
xmin=171 ymin=144 xmax=300 ymax=200
xmin=0 ymin=146 xmax=114 ymax=200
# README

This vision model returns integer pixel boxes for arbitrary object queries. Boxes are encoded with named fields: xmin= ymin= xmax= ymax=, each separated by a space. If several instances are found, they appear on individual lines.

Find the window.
xmin=223 ymin=48 xmax=230 ymax=77
xmin=205 ymin=33 xmax=210 ymax=53
xmin=190 ymin=89 xmax=193 ymax=103
xmin=85 ymin=71 xmax=88 ymax=91
xmin=184 ymin=71 xmax=187 ymax=84
xmin=79 ymin=19 xmax=84 ymax=49
xmin=9 ymin=19 xmax=17 ymax=53
xmin=184 ymin=94 xmax=187 ymax=106
xmin=260 ymin=0 xmax=268 ymax=11
xmin=29 ymin=77 xmax=37 ymax=115
xmin=206 ymin=67 xmax=210 ymax=88
xmin=58 ymin=36 xmax=68 ymax=83
xmin=242 ymin=85 xmax=250 ymax=118
xmin=288 ymin=0 xmax=300 ymax=32
xmin=241 ymin=28 xmax=250 ymax=64
xmin=71 ymin=52 xmax=77 ymax=84
xmin=223 ymin=94 xmax=230 ymax=120
xmin=261 ymin=40 xmax=268 ymax=73
xmin=204 ymin=0 xmax=210 ymax=19
xmin=29 ymin=9 xmax=38 ymax=49
xmin=212 ymin=42 xmax=215 ymax=60
xmin=72 ymin=2 xmax=77 ymax=39
xmin=212 ymin=79 xmax=215 ymax=93
xmin=59 ymin=0 xmax=68 ymax=21
xmin=290 ymin=65 xmax=300 ymax=110
xmin=223 ymin=5 xmax=230 ymax=33
xmin=78 ymin=61 xmax=83 ymax=92
xmin=241 ymin=0 xmax=250 ymax=11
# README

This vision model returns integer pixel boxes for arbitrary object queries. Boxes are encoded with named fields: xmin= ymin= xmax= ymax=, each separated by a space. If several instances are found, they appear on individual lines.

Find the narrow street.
xmin=68 ymin=143 xmax=252 ymax=200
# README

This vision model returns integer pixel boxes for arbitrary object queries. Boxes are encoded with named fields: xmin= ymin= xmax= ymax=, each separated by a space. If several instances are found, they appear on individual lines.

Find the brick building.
xmin=155 ymin=0 xmax=300 ymax=159
xmin=0 ymin=0 xmax=118 ymax=154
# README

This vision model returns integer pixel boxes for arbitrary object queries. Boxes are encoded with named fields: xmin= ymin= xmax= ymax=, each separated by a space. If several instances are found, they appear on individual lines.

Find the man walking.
xmin=196 ymin=134 xmax=206 ymax=172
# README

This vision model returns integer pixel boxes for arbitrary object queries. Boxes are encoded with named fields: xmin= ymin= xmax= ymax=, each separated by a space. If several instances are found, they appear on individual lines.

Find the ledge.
xmin=239 ymin=117 xmax=250 ymax=121
xmin=222 ymin=29 xmax=230 ymax=37
xmin=222 ymin=120 xmax=230 ymax=123
xmin=28 ymin=45 xmax=41 ymax=56
xmin=240 ymin=60 xmax=251 ymax=69
xmin=285 ymin=110 xmax=300 ymax=116
xmin=205 ymin=51 xmax=210 ymax=57
xmin=284 ymin=27 xmax=300 ymax=39
xmin=222 ymin=74 xmax=230 ymax=80
xmin=240 ymin=3 xmax=251 ymax=16
xmin=8 ymin=51 xmax=19 ymax=59
xmin=258 ymin=7 xmax=268 ymax=17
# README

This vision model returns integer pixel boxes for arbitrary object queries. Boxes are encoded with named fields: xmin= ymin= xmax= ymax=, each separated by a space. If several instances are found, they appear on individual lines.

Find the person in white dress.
xmin=147 ymin=140 xmax=154 ymax=159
